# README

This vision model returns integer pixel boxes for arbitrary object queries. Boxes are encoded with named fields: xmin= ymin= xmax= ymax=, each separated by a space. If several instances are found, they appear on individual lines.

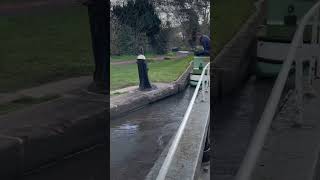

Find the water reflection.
xmin=114 ymin=123 xmax=139 ymax=135
xmin=110 ymin=87 xmax=195 ymax=180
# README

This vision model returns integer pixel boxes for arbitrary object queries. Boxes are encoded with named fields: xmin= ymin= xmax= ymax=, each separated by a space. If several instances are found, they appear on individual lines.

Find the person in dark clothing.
xmin=195 ymin=33 xmax=211 ymax=56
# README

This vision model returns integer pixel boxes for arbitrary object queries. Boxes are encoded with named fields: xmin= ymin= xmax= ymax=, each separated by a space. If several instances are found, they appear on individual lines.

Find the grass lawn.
xmin=0 ymin=0 xmax=255 ymax=93
xmin=111 ymin=55 xmax=139 ymax=62
xmin=110 ymin=52 xmax=177 ymax=62
xmin=111 ymin=53 xmax=157 ymax=62
xmin=110 ymin=55 xmax=193 ymax=90
xmin=0 ymin=5 xmax=93 ymax=93
xmin=212 ymin=0 xmax=255 ymax=55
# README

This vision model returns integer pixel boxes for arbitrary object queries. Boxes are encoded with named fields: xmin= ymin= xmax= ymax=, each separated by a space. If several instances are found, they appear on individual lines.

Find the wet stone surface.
xmin=211 ymin=77 xmax=275 ymax=179
xmin=110 ymin=87 xmax=195 ymax=180
xmin=16 ymin=87 xmax=193 ymax=180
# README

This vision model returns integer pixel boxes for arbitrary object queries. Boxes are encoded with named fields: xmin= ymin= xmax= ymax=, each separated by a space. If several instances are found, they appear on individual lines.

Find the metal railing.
xmin=155 ymin=62 xmax=210 ymax=180
xmin=235 ymin=1 xmax=320 ymax=180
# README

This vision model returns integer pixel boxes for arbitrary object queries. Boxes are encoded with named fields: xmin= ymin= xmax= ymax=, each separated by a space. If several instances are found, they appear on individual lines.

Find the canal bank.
xmin=110 ymin=63 xmax=192 ymax=119
xmin=212 ymin=0 xmax=266 ymax=99
xmin=0 ymin=84 xmax=107 ymax=180
xmin=111 ymin=87 xmax=195 ymax=180
xmin=145 ymin=88 xmax=210 ymax=180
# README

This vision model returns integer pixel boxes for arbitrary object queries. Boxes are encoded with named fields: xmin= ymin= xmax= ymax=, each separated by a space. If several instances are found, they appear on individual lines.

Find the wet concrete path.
xmin=110 ymin=87 xmax=194 ymax=180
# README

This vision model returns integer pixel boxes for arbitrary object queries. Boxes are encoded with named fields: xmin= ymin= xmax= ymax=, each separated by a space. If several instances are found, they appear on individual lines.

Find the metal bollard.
xmin=137 ymin=55 xmax=152 ymax=91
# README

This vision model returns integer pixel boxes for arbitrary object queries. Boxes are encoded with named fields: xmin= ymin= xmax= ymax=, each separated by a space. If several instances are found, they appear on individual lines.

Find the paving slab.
xmin=0 ymin=91 xmax=107 ymax=177
xmin=0 ymin=76 xmax=92 ymax=104
xmin=19 ymin=76 xmax=92 ymax=98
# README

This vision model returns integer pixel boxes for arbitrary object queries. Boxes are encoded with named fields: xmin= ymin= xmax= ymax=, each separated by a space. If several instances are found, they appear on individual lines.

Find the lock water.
xmin=21 ymin=76 xmax=275 ymax=180
xmin=110 ymin=87 xmax=195 ymax=180
xmin=22 ymin=86 xmax=194 ymax=180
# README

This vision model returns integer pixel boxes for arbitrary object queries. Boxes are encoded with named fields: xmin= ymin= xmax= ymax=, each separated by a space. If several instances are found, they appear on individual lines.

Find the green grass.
xmin=0 ymin=94 xmax=60 ymax=115
xmin=111 ymin=52 xmax=177 ymax=62
xmin=111 ymin=53 xmax=157 ymax=62
xmin=0 ymin=6 xmax=94 ymax=93
xmin=111 ymin=55 xmax=139 ymax=62
xmin=212 ymin=0 xmax=255 ymax=55
xmin=110 ymin=55 xmax=193 ymax=90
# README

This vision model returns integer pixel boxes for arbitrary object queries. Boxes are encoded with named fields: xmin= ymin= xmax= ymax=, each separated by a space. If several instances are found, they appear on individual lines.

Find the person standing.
xmin=195 ymin=33 xmax=211 ymax=56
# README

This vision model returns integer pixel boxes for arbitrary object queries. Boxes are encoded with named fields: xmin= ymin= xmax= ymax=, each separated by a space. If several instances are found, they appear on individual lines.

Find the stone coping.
xmin=110 ymin=63 xmax=193 ymax=119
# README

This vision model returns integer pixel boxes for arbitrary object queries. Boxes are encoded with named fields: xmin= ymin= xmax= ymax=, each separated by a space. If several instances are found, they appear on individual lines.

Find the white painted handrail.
xmin=156 ymin=62 xmax=210 ymax=180
xmin=235 ymin=1 xmax=320 ymax=180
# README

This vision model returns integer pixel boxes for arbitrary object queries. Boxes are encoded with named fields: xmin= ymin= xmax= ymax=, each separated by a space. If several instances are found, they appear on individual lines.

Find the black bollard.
xmin=83 ymin=0 xmax=108 ymax=94
xmin=136 ymin=55 xmax=152 ymax=91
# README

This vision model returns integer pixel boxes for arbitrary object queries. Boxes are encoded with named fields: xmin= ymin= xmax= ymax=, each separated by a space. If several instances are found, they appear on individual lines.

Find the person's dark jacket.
xmin=200 ymin=35 xmax=211 ymax=53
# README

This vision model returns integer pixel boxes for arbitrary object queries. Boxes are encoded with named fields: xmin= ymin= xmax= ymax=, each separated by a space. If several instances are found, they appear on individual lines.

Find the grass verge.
xmin=111 ymin=52 xmax=177 ymax=62
xmin=0 ymin=5 xmax=93 ymax=93
xmin=111 ymin=53 xmax=157 ymax=62
xmin=110 ymin=55 xmax=193 ymax=90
